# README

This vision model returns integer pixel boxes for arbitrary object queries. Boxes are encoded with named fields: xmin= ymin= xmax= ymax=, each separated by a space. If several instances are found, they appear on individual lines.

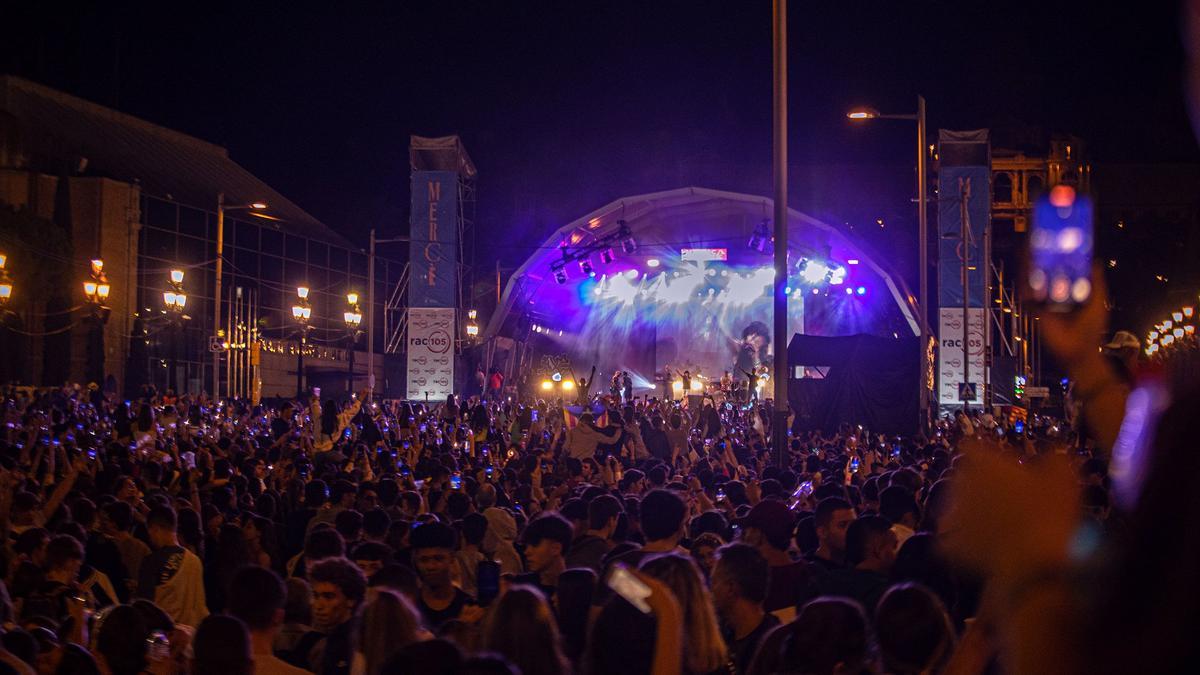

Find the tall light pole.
xmin=213 ymin=193 xmax=267 ymax=399
xmin=292 ymin=286 xmax=312 ymax=397
xmin=343 ymin=291 xmax=363 ymax=395
xmin=164 ymin=267 xmax=189 ymax=391
xmin=847 ymin=95 xmax=930 ymax=429
xmin=771 ymin=0 xmax=789 ymax=468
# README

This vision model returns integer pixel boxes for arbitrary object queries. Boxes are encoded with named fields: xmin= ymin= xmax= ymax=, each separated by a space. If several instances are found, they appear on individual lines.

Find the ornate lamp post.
xmin=292 ymin=286 xmax=312 ymax=396
xmin=163 ymin=269 xmax=188 ymax=392
xmin=82 ymin=259 xmax=111 ymax=386
xmin=343 ymin=291 xmax=362 ymax=394
xmin=0 ymin=253 xmax=12 ymax=307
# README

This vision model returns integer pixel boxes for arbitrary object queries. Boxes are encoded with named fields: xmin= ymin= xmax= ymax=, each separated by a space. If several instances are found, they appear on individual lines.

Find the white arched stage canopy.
xmin=486 ymin=187 xmax=920 ymax=391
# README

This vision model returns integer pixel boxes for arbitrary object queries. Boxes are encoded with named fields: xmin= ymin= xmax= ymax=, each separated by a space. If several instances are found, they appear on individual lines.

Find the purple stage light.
xmin=856 ymin=286 xmax=866 ymax=296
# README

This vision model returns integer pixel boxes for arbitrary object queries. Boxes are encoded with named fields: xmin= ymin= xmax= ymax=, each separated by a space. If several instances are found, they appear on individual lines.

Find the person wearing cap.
xmin=736 ymin=499 xmax=810 ymax=622
xmin=1102 ymin=330 xmax=1141 ymax=385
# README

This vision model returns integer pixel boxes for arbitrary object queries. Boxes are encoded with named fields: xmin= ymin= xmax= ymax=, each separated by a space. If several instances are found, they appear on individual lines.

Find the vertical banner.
xmin=409 ymin=171 xmax=459 ymax=308
xmin=936 ymin=130 xmax=990 ymax=308
xmin=937 ymin=129 xmax=990 ymax=407
xmin=938 ymin=308 xmax=985 ymax=406
xmin=406 ymin=307 xmax=456 ymax=401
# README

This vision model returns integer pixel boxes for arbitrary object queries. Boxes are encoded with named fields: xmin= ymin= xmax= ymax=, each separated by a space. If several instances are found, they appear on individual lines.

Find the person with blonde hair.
xmin=351 ymin=589 xmax=428 ymax=675
xmin=639 ymin=552 xmax=729 ymax=674
xmin=482 ymin=585 xmax=570 ymax=675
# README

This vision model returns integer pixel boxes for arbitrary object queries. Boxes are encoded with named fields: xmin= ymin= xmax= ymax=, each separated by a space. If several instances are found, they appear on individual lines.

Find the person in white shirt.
xmin=879 ymin=485 xmax=920 ymax=550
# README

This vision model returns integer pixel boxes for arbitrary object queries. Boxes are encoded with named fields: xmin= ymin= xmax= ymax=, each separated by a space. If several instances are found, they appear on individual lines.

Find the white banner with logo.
xmin=937 ymin=308 xmax=986 ymax=406
xmin=406 ymin=307 xmax=455 ymax=401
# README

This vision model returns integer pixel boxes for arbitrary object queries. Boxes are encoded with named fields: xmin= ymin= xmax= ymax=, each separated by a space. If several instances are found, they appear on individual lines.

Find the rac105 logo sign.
xmin=411 ymin=330 xmax=451 ymax=354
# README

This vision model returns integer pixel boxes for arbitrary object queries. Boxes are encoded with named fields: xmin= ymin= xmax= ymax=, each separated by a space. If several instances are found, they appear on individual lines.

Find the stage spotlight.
xmin=579 ymin=259 xmax=595 ymax=276
xmin=845 ymin=287 xmax=854 ymax=295
xmin=541 ymin=380 xmax=554 ymax=391
xmin=617 ymin=220 xmax=636 ymax=254
xmin=554 ymin=269 xmax=568 ymax=285
xmin=647 ymin=258 xmax=661 ymax=268
xmin=856 ymin=286 xmax=867 ymax=296
xmin=599 ymin=248 xmax=615 ymax=264
xmin=561 ymin=379 xmax=575 ymax=391
xmin=552 ymin=372 xmax=563 ymax=382
xmin=799 ymin=259 xmax=830 ymax=285
xmin=624 ymin=269 xmax=639 ymax=280
xmin=847 ymin=259 xmax=860 ymax=265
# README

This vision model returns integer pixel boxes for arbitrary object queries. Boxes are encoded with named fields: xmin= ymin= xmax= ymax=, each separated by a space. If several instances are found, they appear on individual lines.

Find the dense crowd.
xmin=0 ymin=282 xmax=1195 ymax=675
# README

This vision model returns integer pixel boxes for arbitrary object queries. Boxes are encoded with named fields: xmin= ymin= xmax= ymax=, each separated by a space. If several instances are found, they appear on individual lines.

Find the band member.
xmin=680 ymin=370 xmax=692 ymax=393
xmin=720 ymin=371 xmax=733 ymax=392
xmin=577 ymin=365 xmax=597 ymax=404
xmin=622 ymin=371 xmax=634 ymax=403
xmin=610 ymin=371 xmax=622 ymax=400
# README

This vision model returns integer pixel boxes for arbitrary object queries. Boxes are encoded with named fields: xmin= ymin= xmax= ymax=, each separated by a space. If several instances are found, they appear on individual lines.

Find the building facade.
xmin=0 ymin=75 xmax=405 ymax=398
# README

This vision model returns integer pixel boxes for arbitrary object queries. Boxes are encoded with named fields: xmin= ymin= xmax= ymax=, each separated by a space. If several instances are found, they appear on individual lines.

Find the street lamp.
xmin=343 ymin=291 xmax=362 ymax=394
xmin=0 ymin=252 xmax=13 ymax=306
xmin=213 ymin=193 xmax=268 ymax=397
xmin=465 ymin=308 xmax=480 ymax=339
xmin=848 ymin=94 xmax=930 ymax=426
xmin=292 ymin=285 xmax=312 ymax=396
xmin=163 ymin=270 xmax=188 ymax=392
xmin=82 ymin=258 xmax=112 ymax=385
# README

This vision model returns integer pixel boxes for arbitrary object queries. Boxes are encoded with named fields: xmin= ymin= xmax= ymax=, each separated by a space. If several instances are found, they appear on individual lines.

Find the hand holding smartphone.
xmin=1028 ymin=185 xmax=1094 ymax=311
xmin=607 ymin=563 xmax=653 ymax=614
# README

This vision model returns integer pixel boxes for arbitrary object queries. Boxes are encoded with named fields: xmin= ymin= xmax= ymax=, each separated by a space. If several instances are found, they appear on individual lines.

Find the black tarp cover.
xmin=787 ymin=334 xmax=919 ymax=435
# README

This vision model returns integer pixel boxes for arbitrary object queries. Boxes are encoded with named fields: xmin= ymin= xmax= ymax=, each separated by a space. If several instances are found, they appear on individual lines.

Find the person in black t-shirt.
xmin=515 ymin=513 xmax=573 ymax=599
xmin=411 ymin=522 xmax=483 ymax=631
xmin=737 ymin=500 xmax=810 ymax=618
xmin=21 ymin=535 xmax=85 ymax=629
xmin=288 ymin=556 xmax=365 ymax=675
xmin=806 ymin=497 xmax=857 ymax=575
xmin=712 ymin=542 xmax=781 ymax=675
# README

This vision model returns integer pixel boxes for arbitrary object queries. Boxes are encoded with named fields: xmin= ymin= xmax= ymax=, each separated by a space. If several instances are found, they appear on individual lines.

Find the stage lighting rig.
xmin=551 ymin=220 xmax=640 ymax=284
xmin=618 ymin=220 xmax=636 ymax=254
xmin=748 ymin=219 xmax=772 ymax=254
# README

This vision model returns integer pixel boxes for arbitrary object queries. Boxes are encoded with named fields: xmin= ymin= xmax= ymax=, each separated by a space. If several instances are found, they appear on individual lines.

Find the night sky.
xmin=4 ymin=1 xmax=1196 ymax=315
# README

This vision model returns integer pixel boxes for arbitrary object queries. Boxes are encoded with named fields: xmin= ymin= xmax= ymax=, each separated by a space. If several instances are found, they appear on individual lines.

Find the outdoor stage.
xmin=485 ymin=187 xmax=921 ymax=401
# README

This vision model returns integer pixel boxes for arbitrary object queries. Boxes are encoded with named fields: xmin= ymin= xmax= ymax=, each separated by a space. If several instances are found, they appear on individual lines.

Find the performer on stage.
xmin=679 ymin=369 xmax=692 ymax=393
